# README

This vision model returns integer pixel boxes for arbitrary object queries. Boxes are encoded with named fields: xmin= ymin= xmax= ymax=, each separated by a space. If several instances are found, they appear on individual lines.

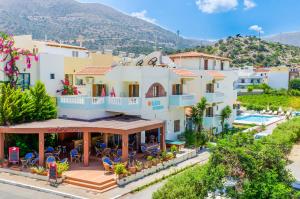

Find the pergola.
xmin=0 ymin=116 xmax=166 ymax=167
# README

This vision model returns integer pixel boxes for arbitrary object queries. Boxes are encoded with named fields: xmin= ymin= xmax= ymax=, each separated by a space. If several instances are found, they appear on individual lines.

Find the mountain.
xmin=0 ymin=0 xmax=208 ymax=54
xmin=180 ymin=36 xmax=300 ymax=67
xmin=264 ymin=32 xmax=300 ymax=47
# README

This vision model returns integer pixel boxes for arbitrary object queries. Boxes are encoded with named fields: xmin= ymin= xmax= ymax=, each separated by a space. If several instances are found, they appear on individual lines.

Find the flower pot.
xmin=2 ymin=161 xmax=9 ymax=168
xmin=128 ymin=166 xmax=137 ymax=174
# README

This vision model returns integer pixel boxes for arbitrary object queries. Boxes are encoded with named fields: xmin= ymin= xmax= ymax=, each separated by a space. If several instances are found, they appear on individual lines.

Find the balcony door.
xmin=206 ymin=83 xmax=214 ymax=93
xmin=172 ymin=84 xmax=183 ymax=95
xmin=93 ymin=84 xmax=107 ymax=97
xmin=206 ymin=107 xmax=214 ymax=117
xmin=129 ymin=84 xmax=139 ymax=97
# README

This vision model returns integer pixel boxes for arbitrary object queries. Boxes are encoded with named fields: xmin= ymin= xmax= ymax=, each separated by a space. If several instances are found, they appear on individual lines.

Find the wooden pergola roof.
xmin=0 ymin=116 xmax=164 ymax=135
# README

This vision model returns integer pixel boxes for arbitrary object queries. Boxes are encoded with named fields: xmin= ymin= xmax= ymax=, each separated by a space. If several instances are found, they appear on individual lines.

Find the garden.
xmin=153 ymin=117 xmax=300 ymax=198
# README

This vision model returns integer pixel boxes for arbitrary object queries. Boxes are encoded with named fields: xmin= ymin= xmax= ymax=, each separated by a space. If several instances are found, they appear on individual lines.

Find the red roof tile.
xmin=169 ymin=51 xmax=231 ymax=61
xmin=206 ymin=70 xmax=225 ymax=79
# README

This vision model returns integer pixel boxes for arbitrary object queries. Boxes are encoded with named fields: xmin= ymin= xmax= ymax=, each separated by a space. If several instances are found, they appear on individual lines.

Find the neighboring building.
xmin=265 ymin=67 xmax=289 ymax=89
xmin=58 ymin=51 xmax=238 ymax=140
xmin=1 ymin=35 xmax=121 ymax=96
xmin=289 ymin=66 xmax=300 ymax=81
xmin=234 ymin=66 xmax=267 ymax=91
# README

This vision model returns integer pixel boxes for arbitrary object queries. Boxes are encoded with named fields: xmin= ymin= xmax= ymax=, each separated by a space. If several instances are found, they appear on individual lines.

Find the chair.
xmin=150 ymin=135 xmax=156 ymax=144
xmin=151 ymin=148 xmax=161 ymax=157
xmin=29 ymin=157 xmax=39 ymax=167
xmin=95 ymin=146 xmax=102 ymax=157
xmin=46 ymin=147 xmax=54 ymax=153
xmin=46 ymin=156 xmax=56 ymax=168
xmin=60 ymin=158 xmax=68 ymax=164
xmin=70 ymin=149 xmax=80 ymax=163
xmin=53 ymin=150 xmax=61 ymax=160
xmin=100 ymin=143 xmax=107 ymax=150
xmin=102 ymin=148 xmax=111 ymax=157
xmin=141 ymin=145 xmax=151 ymax=158
xmin=21 ymin=153 xmax=34 ymax=169
xmin=103 ymin=162 xmax=114 ymax=173
xmin=116 ymin=149 xmax=122 ymax=157
xmin=113 ymin=157 xmax=121 ymax=163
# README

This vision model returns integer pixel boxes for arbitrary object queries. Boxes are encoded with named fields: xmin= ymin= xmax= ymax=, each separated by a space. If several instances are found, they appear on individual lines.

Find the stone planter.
xmin=128 ymin=166 xmax=137 ymax=174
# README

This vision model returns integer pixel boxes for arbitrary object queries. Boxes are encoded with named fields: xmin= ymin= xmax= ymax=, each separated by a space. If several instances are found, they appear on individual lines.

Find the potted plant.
xmin=146 ymin=156 xmax=153 ymax=168
xmin=128 ymin=161 xmax=137 ymax=174
xmin=170 ymin=145 xmax=178 ymax=158
xmin=135 ymin=161 xmax=143 ymax=172
xmin=2 ymin=159 xmax=8 ymax=168
xmin=57 ymin=162 xmax=70 ymax=178
xmin=36 ymin=167 xmax=47 ymax=176
xmin=30 ymin=167 xmax=37 ymax=174
xmin=152 ymin=157 xmax=158 ymax=166
xmin=166 ymin=152 xmax=174 ymax=160
xmin=114 ymin=163 xmax=127 ymax=179
xmin=161 ymin=151 xmax=167 ymax=161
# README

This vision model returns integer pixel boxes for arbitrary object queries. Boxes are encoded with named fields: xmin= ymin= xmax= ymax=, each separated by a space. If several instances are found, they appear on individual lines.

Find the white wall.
xmin=39 ymin=53 xmax=65 ymax=96
xmin=268 ymin=71 xmax=289 ymax=89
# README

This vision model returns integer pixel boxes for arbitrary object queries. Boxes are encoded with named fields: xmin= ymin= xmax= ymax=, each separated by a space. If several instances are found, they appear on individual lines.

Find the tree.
xmin=220 ymin=105 xmax=232 ymax=133
xmin=0 ymin=32 xmax=38 ymax=88
xmin=289 ymin=78 xmax=300 ymax=91
xmin=30 ymin=81 xmax=57 ymax=121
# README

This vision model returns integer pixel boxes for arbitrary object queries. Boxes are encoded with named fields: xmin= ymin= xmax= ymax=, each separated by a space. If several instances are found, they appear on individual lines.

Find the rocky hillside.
xmin=265 ymin=32 xmax=300 ymax=47
xmin=182 ymin=36 xmax=300 ymax=67
xmin=0 ymin=0 xmax=206 ymax=54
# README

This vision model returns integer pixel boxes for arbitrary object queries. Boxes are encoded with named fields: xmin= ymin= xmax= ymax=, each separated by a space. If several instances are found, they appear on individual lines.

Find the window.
xmin=72 ymin=51 xmax=79 ymax=57
xmin=129 ymin=84 xmax=139 ymax=97
xmin=206 ymin=107 xmax=214 ymax=117
xmin=172 ymin=84 xmax=183 ymax=95
xmin=241 ymin=79 xmax=245 ymax=83
xmin=206 ymin=83 xmax=214 ymax=93
xmin=221 ymin=62 xmax=224 ymax=70
xmin=153 ymin=85 xmax=159 ymax=97
xmin=204 ymin=60 xmax=208 ymax=70
xmin=17 ymin=73 xmax=30 ymax=90
xmin=174 ymin=120 xmax=180 ymax=132
xmin=50 ymin=74 xmax=55 ymax=79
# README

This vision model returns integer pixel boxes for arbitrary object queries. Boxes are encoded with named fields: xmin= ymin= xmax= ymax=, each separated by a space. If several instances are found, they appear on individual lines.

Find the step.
xmin=65 ymin=176 xmax=115 ymax=186
xmin=64 ymin=178 xmax=117 ymax=192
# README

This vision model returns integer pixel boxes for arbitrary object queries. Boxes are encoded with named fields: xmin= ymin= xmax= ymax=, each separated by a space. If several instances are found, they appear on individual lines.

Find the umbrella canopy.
xmin=101 ymin=86 xmax=106 ymax=97
xmin=110 ymin=87 xmax=116 ymax=97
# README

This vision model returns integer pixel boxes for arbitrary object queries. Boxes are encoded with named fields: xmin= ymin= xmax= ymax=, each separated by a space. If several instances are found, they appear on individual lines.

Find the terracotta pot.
xmin=2 ymin=161 xmax=8 ymax=168
xmin=128 ymin=166 xmax=137 ymax=174
xmin=57 ymin=173 xmax=62 ymax=178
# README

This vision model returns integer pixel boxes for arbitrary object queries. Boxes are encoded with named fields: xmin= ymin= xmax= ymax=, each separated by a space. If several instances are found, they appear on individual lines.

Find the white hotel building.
xmin=58 ymin=51 xmax=238 ymax=140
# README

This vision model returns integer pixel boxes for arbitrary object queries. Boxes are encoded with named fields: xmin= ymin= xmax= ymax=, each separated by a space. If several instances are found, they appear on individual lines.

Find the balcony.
xmin=106 ymin=97 xmax=141 ymax=113
xmin=58 ymin=96 xmax=141 ymax=113
xmin=204 ymin=92 xmax=224 ymax=103
xmin=203 ymin=116 xmax=220 ymax=129
xmin=169 ymin=94 xmax=196 ymax=107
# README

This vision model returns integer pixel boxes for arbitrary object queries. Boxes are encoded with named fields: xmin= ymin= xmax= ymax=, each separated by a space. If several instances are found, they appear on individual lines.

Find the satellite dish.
xmin=148 ymin=57 xmax=158 ymax=66
xmin=136 ymin=59 xmax=143 ymax=66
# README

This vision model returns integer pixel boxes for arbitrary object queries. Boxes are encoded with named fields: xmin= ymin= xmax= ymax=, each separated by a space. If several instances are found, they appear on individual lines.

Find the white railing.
xmin=92 ymin=97 xmax=105 ymax=104
xmin=60 ymin=96 xmax=85 ymax=104
xmin=128 ymin=97 xmax=140 ymax=105
xmin=108 ymin=97 xmax=122 ymax=105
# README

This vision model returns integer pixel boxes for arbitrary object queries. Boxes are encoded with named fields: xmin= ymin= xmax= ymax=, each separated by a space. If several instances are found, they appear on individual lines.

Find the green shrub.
xmin=57 ymin=162 xmax=70 ymax=175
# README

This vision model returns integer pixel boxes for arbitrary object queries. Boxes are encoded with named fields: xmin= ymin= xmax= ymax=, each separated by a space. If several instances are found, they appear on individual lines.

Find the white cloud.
xmin=249 ymin=25 xmax=264 ymax=34
xmin=131 ymin=10 xmax=156 ymax=24
xmin=244 ymin=0 xmax=256 ymax=10
xmin=195 ymin=0 xmax=238 ymax=14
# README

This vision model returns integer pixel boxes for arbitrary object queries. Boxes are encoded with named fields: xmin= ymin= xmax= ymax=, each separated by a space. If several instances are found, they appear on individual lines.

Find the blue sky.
xmin=79 ymin=0 xmax=300 ymax=40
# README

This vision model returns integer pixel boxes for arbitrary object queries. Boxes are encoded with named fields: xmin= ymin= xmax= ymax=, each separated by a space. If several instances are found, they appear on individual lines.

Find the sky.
xmin=78 ymin=0 xmax=300 ymax=40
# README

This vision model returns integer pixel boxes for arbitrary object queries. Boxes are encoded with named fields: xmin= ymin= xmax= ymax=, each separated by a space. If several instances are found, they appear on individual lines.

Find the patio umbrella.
xmin=110 ymin=87 xmax=116 ymax=97
xmin=101 ymin=86 xmax=106 ymax=97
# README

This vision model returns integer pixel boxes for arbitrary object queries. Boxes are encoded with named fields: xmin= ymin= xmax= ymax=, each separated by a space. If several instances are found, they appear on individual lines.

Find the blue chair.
xmin=102 ymin=156 xmax=113 ymax=165
xmin=70 ymin=149 xmax=80 ymax=163
xmin=30 ymin=157 xmax=39 ymax=167
xmin=24 ymin=153 xmax=34 ymax=160
xmin=117 ymin=149 xmax=122 ymax=157
xmin=141 ymin=145 xmax=151 ymax=158
xmin=46 ymin=156 xmax=56 ymax=168
xmin=60 ymin=158 xmax=68 ymax=164
xmin=46 ymin=147 xmax=54 ymax=153
xmin=100 ymin=143 xmax=107 ymax=150
xmin=151 ymin=148 xmax=161 ymax=157
xmin=113 ymin=157 xmax=121 ymax=163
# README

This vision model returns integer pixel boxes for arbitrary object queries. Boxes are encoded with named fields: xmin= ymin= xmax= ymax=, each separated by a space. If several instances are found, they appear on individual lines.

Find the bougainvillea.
xmin=58 ymin=78 xmax=79 ymax=95
xmin=0 ymin=32 xmax=38 ymax=87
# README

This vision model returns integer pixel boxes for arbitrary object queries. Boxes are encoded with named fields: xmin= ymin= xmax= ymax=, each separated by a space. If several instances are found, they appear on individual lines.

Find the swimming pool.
xmin=234 ymin=114 xmax=282 ymax=125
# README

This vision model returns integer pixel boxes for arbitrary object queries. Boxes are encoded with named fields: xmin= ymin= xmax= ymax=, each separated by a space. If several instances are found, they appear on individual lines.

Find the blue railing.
xmin=169 ymin=94 xmax=196 ymax=107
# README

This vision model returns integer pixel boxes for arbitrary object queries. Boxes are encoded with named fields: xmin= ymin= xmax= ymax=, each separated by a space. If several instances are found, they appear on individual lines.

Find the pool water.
xmin=236 ymin=115 xmax=276 ymax=123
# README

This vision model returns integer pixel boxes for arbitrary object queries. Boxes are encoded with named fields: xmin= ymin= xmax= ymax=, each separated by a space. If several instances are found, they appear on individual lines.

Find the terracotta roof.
xmin=76 ymin=67 xmax=111 ymax=75
xmin=255 ymin=68 xmax=270 ymax=73
xmin=169 ymin=51 xmax=231 ymax=61
xmin=46 ymin=42 xmax=87 ymax=50
xmin=0 ymin=116 xmax=164 ymax=135
xmin=206 ymin=70 xmax=225 ymax=79
xmin=171 ymin=68 xmax=197 ymax=78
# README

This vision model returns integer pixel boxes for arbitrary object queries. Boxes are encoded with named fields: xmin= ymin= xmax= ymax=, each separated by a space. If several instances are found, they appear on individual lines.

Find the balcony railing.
xmin=203 ymin=116 xmax=220 ymax=128
xmin=204 ymin=92 xmax=224 ymax=103
xmin=58 ymin=96 xmax=141 ymax=112
xmin=169 ymin=94 xmax=196 ymax=107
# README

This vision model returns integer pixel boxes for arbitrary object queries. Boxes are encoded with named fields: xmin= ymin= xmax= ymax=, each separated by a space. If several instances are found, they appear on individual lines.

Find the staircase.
xmin=64 ymin=176 xmax=117 ymax=193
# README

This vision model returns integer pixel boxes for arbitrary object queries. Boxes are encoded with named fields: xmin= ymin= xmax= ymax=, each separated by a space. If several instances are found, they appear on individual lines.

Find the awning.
xmin=171 ymin=68 xmax=197 ymax=78
xmin=76 ymin=67 xmax=111 ymax=76
xmin=206 ymin=71 xmax=225 ymax=80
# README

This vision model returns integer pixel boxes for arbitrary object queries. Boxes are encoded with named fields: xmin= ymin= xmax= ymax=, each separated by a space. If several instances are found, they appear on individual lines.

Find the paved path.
xmin=287 ymin=142 xmax=300 ymax=181
xmin=0 ymin=151 xmax=210 ymax=199
xmin=0 ymin=183 xmax=66 ymax=199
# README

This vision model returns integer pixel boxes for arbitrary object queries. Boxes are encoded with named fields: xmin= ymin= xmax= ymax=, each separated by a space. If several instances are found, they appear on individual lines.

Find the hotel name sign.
xmin=46 ymin=127 xmax=81 ymax=133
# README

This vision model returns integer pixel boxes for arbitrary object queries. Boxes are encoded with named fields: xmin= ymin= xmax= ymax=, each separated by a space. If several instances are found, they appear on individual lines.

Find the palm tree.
xmin=191 ymin=97 xmax=208 ymax=148
xmin=220 ymin=105 xmax=232 ymax=133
